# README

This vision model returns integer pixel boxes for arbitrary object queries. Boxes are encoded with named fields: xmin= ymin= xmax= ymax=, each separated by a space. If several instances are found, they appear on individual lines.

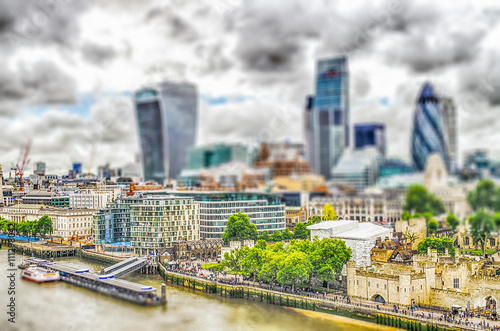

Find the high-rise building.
xmin=441 ymin=97 xmax=457 ymax=171
xmin=331 ymin=147 xmax=381 ymax=192
xmin=354 ymin=123 xmax=386 ymax=158
xmin=306 ymin=56 xmax=350 ymax=179
xmin=134 ymin=82 xmax=198 ymax=184
xmin=187 ymin=143 xmax=254 ymax=170
xmin=34 ymin=162 xmax=46 ymax=176
xmin=410 ymin=83 xmax=448 ymax=171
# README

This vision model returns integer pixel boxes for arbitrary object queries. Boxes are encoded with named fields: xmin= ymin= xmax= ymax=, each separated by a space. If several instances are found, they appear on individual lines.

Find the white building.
xmin=307 ymin=220 xmax=392 ymax=268
xmin=0 ymin=204 xmax=95 ymax=238
xmin=69 ymin=192 xmax=113 ymax=210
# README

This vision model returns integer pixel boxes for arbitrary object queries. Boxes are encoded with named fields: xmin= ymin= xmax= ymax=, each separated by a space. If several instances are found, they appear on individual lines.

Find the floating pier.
xmin=27 ymin=259 xmax=166 ymax=306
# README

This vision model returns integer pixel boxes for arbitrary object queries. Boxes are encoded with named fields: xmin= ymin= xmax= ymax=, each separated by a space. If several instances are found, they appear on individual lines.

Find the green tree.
xmin=469 ymin=210 xmax=496 ymax=258
xmin=30 ymin=220 xmax=39 ymax=237
xmin=427 ymin=219 xmax=439 ymax=235
xmin=223 ymin=246 xmax=249 ymax=272
xmin=277 ymin=251 xmax=312 ymax=292
xmin=259 ymin=250 xmax=285 ymax=284
xmin=241 ymin=247 xmax=266 ymax=282
xmin=315 ymin=238 xmax=352 ymax=291
xmin=16 ymin=221 xmax=30 ymax=236
xmin=402 ymin=211 xmax=411 ymax=221
xmin=258 ymin=230 xmax=270 ymax=242
xmin=282 ymin=228 xmax=293 ymax=241
xmin=307 ymin=215 xmax=322 ymax=224
xmin=271 ymin=230 xmax=283 ymax=242
xmin=417 ymin=237 xmax=455 ymax=257
xmin=322 ymin=204 xmax=337 ymax=221
xmin=255 ymin=239 xmax=267 ymax=250
xmin=222 ymin=212 xmax=259 ymax=244
xmin=446 ymin=214 xmax=460 ymax=232
xmin=403 ymin=185 xmax=445 ymax=216
xmin=37 ymin=215 xmax=53 ymax=237
xmin=494 ymin=213 xmax=500 ymax=230
xmin=467 ymin=180 xmax=498 ymax=212
xmin=423 ymin=212 xmax=433 ymax=221
xmin=293 ymin=223 xmax=309 ymax=240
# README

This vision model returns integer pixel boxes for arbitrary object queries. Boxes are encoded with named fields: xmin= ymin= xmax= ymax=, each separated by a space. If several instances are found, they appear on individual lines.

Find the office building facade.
xmin=354 ymin=123 xmax=386 ymax=158
xmin=441 ymin=97 xmax=457 ymax=171
xmin=130 ymin=196 xmax=199 ymax=255
xmin=134 ymin=82 xmax=198 ymax=184
xmin=187 ymin=143 xmax=253 ymax=170
xmin=306 ymin=56 xmax=350 ymax=179
xmin=411 ymin=83 xmax=448 ymax=171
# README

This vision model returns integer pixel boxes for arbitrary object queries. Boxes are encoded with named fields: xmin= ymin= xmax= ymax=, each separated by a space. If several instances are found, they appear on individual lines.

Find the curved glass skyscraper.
xmin=134 ymin=82 xmax=197 ymax=184
xmin=411 ymin=83 xmax=448 ymax=171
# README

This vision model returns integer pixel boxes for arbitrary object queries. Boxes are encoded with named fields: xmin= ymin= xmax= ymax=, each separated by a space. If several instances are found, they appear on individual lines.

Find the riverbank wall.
xmin=157 ymin=263 xmax=468 ymax=331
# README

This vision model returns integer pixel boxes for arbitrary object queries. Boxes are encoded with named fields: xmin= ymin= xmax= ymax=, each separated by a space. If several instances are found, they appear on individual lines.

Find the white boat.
xmin=21 ymin=267 xmax=60 ymax=283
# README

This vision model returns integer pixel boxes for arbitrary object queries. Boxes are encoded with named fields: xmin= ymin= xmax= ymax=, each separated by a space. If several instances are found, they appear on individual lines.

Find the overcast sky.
xmin=0 ymin=0 xmax=499 ymax=175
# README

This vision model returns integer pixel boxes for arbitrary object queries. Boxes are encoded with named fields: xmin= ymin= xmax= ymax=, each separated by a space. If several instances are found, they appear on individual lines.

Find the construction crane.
xmin=16 ymin=140 xmax=32 ymax=191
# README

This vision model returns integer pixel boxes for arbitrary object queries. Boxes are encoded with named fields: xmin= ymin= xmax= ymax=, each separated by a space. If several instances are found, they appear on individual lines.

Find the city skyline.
xmin=1 ymin=0 xmax=500 ymax=175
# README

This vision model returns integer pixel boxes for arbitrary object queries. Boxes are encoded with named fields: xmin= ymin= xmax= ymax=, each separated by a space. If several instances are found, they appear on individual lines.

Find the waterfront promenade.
xmin=163 ymin=262 xmax=499 ymax=331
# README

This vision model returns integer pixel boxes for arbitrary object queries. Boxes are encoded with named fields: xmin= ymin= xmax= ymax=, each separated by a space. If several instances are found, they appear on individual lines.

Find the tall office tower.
xmin=34 ymin=162 xmax=46 ymax=176
xmin=441 ymin=97 xmax=457 ymax=171
xmin=354 ymin=123 xmax=386 ymax=158
xmin=305 ymin=56 xmax=350 ymax=179
xmin=134 ymin=82 xmax=198 ymax=184
xmin=411 ymin=83 xmax=448 ymax=171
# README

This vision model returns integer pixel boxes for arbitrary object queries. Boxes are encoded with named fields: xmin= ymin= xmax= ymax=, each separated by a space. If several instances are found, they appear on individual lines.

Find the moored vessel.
xmin=21 ymin=267 xmax=60 ymax=283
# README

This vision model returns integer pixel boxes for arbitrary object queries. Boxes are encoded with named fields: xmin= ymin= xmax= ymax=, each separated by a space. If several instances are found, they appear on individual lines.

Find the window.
xmin=397 ymin=286 xmax=399 ymax=292
xmin=453 ymin=278 xmax=459 ymax=289
xmin=368 ymin=282 xmax=370 ymax=287
xmin=384 ymin=284 xmax=387 ymax=290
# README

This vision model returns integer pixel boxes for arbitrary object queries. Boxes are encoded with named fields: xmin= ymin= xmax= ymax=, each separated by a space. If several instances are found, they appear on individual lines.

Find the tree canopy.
xmin=417 ymin=237 xmax=455 ymax=257
xmin=293 ymin=223 xmax=310 ymax=240
xmin=467 ymin=179 xmax=499 ymax=212
xmin=469 ymin=210 xmax=496 ymax=257
xmin=427 ymin=219 xmax=439 ymax=235
xmin=212 ymin=238 xmax=351 ymax=292
xmin=222 ymin=212 xmax=259 ymax=244
xmin=403 ymin=185 xmax=445 ymax=216
xmin=446 ymin=214 xmax=460 ymax=232
xmin=322 ymin=204 xmax=337 ymax=221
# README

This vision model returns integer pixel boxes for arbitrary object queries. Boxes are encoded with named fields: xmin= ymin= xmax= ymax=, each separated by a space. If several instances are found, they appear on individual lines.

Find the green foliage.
xmin=293 ymin=222 xmax=309 ymax=240
xmin=467 ymin=179 xmax=499 ymax=212
xmin=307 ymin=215 xmax=322 ymax=224
xmin=402 ymin=211 xmax=411 ymax=221
xmin=423 ymin=212 xmax=433 ymax=221
xmin=271 ymin=230 xmax=283 ymax=242
xmin=37 ymin=215 xmax=53 ymax=237
xmin=277 ymin=251 xmax=312 ymax=291
xmin=417 ymin=237 xmax=455 ymax=257
xmin=255 ymin=239 xmax=267 ymax=250
xmin=427 ymin=219 xmax=439 ymax=235
xmin=446 ymin=214 xmax=460 ymax=231
xmin=314 ymin=238 xmax=352 ymax=289
xmin=241 ymin=247 xmax=266 ymax=282
xmin=222 ymin=212 xmax=259 ymax=244
xmin=322 ymin=204 xmax=337 ymax=221
xmin=282 ymin=228 xmax=293 ymax=241
xmin=220 ymin=237 xmax=352 ymax=291
xmin=469 ymin=210 xmax=496 ymax=257
xmin=403 ymin=185 xmax=445 ymax=216
xmin=258 ymin=230 xmax=270 ymax=242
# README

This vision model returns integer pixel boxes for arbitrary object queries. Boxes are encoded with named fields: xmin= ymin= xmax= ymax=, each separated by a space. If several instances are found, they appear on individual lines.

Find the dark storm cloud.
xmin=144 ymin=5 xmax=198 ymax=42
xmin=81 ymin=42 xmax=117 ymax=66
xmin=0 ymin=0 xmax=88 ymax=49
xmin=0 ymin=60 xmax=77 ymax=116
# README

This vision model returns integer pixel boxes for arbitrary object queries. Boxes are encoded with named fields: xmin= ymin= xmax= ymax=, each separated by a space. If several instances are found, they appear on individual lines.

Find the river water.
xmin=0 ymin=249 xmax=389 ymax=331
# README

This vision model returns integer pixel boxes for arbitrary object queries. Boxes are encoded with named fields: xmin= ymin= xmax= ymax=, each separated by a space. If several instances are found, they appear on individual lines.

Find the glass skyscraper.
xmin=354 ymin=123 xmax=386 ymax=158
xmin=134 ymin=82 xmax=197 ymax=184
xmin=411 ymin=83 xmax=448 ymax=171
xmin=306 ymin=56 xmax=349 ymax=179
